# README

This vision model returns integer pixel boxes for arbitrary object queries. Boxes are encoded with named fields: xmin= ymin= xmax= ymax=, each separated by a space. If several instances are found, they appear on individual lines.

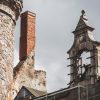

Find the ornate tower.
xmin=67 ymin=10 xmax=100 ymax=86
xmin=0 ymin=0 xmax=23 ymax=99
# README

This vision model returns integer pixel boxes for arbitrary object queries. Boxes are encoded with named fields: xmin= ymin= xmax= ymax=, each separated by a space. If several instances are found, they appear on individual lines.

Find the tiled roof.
xmin=25 ymin=86 xmax=46 ymax=97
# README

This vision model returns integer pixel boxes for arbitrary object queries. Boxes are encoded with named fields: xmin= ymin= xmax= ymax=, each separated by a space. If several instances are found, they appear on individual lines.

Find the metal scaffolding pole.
xmin=54 ymin=96 xmax=55 ymax=100
xmin=86 ymin=85 xmax=88 ymax=100
xmin=78 ymin=84 xmax=81 ymax=100
xmin=46 ymin=94 xmax=47 ymax=100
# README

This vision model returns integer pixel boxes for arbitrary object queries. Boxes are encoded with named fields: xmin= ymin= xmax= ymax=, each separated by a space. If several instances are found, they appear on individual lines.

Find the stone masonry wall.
xmin=13 ymin=50 xmax=46 ymax=99
xmin=0 ymin=11 xmax=15 ymax=100
xmin=12 ymin=11 xmax=46 ymax=99
xmin=0 ymin=1 xmax=22 ymax=100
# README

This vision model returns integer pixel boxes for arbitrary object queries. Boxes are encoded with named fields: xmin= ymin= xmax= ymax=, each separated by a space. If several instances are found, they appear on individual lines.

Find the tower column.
xmin=0 ymin=0 xmax=23 ymax=99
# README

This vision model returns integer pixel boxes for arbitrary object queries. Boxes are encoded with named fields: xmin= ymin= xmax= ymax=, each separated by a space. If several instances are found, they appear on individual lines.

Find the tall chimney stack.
xmin=20 ymin=11 xmax=36 ymax=61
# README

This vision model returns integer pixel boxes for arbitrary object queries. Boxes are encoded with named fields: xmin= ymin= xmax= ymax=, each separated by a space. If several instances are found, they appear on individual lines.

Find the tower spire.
xmin=67 ymin=10 xmax=100 ymax=86
xmin=73 ymin=10 xmax=94 ymax=34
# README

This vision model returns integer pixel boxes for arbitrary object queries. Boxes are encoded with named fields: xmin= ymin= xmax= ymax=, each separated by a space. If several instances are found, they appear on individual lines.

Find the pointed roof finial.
xmin=81 ymin=10 xmax=85 ymax=16
xmin=80 ymin=10 xmax=87 ymax=21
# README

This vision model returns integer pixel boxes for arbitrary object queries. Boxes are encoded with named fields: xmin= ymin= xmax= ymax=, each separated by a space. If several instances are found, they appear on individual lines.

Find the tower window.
xmin=77 ymin=51 xmax=91 ymax=80
xmin=81 ymin=51 xmax=90 ymax=66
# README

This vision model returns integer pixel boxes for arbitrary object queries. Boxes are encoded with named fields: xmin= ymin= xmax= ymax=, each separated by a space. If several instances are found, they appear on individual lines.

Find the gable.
xmin=14 ymin=86 xmax=46 ymax=100
xmin=14 ymin=87 xmax=34 ymax=100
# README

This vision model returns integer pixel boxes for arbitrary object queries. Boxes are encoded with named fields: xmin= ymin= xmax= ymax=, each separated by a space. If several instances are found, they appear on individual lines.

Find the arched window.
xmin=77 ymin=51 xmax=91 ymax=79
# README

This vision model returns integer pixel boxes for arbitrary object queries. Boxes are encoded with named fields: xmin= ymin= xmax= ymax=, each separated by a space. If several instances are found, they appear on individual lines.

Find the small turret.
xmin=0 ymin=0 xmax=23 ymax=99
xmin=67 ymin=10 xmax=100 ymax=87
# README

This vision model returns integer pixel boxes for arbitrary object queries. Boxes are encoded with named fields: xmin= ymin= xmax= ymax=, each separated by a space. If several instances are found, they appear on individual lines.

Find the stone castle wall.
xmin=12 ymin=11 xmax=46 ymax=99
xmin=0 ymin=1 xmax=46 ymax=100
xmin=0 ymin=11 xmax=14 ymax=100
xmin=13 ymin=50 xmax=46 ymax=99
xmin=0 ymin=0 xmax=22 ymax=100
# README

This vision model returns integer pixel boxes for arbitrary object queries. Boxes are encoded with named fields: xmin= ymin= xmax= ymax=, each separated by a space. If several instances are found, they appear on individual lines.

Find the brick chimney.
xmin=19 ymin=11 xmax=36 ymax=61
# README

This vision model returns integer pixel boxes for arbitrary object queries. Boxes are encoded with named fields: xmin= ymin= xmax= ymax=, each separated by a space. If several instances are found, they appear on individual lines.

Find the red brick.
xmin=19 ymin=11 xmax=36 ymax=61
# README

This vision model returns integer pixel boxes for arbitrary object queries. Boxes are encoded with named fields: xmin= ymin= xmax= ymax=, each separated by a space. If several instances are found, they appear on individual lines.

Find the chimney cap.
xmin=21 ymin=11 xmax=36 ymax=17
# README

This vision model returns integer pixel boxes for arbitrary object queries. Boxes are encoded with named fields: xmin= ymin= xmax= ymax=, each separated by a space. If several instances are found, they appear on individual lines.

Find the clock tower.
xmin=67 ymin=10 xmax=100 ymax=86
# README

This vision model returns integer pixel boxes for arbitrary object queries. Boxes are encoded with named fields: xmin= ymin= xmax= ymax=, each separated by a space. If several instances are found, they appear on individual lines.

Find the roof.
xmin=67 ymin=10 xmax=95 ymax=53
xmin=34 ymin=85 xmax=85 ymax=100
xmin=73 ymin=10 xmax=94 ymax=33
xmin=14 ymin=86 xmax=46 ymax=100
xmin=25 ymin=87 xmax=46 ymax=97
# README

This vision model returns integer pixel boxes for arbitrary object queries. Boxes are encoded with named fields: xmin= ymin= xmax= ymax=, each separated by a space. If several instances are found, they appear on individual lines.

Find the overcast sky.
xmin=14 ymin=0 xmax=100 ymax=92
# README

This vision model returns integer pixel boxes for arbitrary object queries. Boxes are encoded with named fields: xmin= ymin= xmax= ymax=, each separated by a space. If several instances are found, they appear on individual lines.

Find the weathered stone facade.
xmin=67 ymin=10 xmax=100 ymax=87
xmin=13 ymin=50 xmax=46 ymax=99
xmin=0 ymin=1 xmax=46 ymax=100
xmin=0 ymin=0 xmax=22 ymax=100
xmin=13 ymin=11 xmax=46 ymax=99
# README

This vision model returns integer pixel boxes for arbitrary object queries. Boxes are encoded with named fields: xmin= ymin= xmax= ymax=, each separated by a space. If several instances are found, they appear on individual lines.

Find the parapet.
xmin=0 ymin=0 xmax=23 ymax=22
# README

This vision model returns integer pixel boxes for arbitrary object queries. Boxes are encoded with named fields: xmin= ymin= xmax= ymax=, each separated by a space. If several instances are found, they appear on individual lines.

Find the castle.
xmin=0 ymin=0 xmax=46 ymax=100
xmin=1 ymin=0 xmax=100 ymax=100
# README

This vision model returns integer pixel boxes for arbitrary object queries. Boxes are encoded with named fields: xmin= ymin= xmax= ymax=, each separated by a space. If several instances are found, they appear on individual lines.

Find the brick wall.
xmin=20 ymin=11 xmax=36 ymax=61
